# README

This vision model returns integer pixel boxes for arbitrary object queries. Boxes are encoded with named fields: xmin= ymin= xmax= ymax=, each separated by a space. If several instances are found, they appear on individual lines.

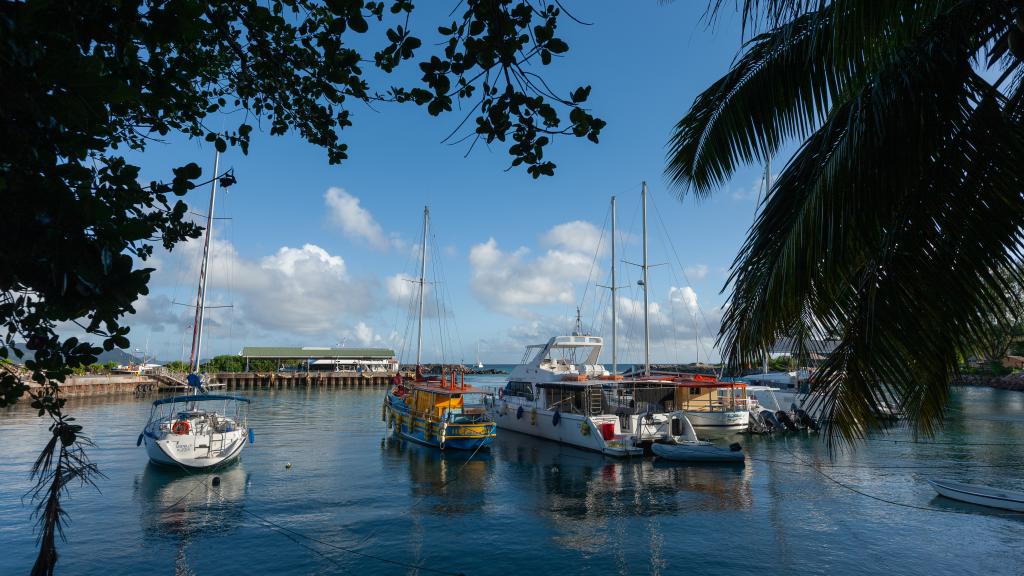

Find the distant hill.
xmin=7 ymin=343 xmax=144 ymax=366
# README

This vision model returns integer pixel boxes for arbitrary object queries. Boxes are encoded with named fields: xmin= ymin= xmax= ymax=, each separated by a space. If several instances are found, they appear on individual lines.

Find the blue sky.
xmin=114 ymin=2 xmax=782 ymax=365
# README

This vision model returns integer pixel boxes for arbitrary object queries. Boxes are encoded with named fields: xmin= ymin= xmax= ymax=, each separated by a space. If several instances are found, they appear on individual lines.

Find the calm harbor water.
xmin=1 ymin=379 xmax=1023 ymax=575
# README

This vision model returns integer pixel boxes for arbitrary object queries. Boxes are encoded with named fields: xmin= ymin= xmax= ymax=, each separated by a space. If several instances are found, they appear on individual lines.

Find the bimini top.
xmin=152 ymin=394 xmax=251 ymax=406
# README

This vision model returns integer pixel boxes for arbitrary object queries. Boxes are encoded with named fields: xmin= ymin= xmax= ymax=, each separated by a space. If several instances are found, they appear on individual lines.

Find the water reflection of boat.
xmin=385 ymin=435 xmax=492 ymax=516
xmin=135 ymin=463 xmax=250 ymax=539
xmin=496 ymin=429 xmax=753 ymax=521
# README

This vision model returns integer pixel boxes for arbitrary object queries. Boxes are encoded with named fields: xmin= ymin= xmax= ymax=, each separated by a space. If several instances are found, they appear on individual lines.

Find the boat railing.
xmin=681 ymin=395 xmax=751 ymax=413
xmin=395 ymin=404 xmax=495 ymax=425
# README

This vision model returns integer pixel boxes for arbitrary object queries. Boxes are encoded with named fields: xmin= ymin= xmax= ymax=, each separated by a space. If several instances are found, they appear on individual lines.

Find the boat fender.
xmin=136 ymin=433 xmax=143 ymax=447
xmin=171 ymin=420 xmax=190 ymax=435
xmin=499 ymin=388 xmax=504 ymax=399
xmin=580 ymin=422 xmax=590 ymax=436
xmin=729 ymin=442 xmax=743 ymax=452
xmin=248 ymin=428 xmax=255 ymax=444
xmin=530 ymin=408 xmax=537 ymax=426
xmin=516 ymin=406 xmax=524 ymax=420
xmin=553 ymin=410 xmax=561 ymax=427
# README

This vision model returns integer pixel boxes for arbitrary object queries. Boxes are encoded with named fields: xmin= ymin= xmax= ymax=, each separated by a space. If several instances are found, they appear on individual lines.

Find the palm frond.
xmin=666 ymin=0 xmax=978 ymax=196
xmin=713 ymin=2 xmax=1024 ymax=445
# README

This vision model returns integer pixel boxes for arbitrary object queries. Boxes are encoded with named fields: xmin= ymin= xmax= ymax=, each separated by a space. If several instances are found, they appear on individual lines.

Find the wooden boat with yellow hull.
xmin=384 ymin=370 xmax=496 ymax=451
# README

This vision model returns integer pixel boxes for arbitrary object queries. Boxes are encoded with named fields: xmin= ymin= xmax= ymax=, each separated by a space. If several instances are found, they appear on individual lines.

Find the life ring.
xmin=516 ymin=406 xmax=524 ymax=420
xmin=171 ymin=420 xmax=190 ymax=435
xmin=530 ymin=408 xmax=537 ymax=426
xmin=552 ymin=410 xmax=561 ymax=427
xmin=580 ymin=421 xmax=590 ymax=436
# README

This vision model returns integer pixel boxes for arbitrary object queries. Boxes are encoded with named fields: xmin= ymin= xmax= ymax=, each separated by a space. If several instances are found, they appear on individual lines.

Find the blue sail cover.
xmin=152 ymin=394 xmax=250 ymax=406
xmin=187 ymin=373 xmax=203 ymax=388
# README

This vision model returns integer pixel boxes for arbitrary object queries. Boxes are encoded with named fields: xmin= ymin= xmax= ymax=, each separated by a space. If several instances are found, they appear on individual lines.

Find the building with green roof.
xmin=239 ymin=347 xmax=397 ymax=373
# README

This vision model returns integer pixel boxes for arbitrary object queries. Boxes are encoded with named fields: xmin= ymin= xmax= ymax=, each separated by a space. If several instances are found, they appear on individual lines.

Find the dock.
xmin=16 ymin=370 xmax=395 ymax=399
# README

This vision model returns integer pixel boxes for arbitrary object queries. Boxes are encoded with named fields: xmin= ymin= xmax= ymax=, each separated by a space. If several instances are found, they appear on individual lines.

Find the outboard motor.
xmin=760 ymin=410 xmax=782 ymax=433
xmin=795 ymin=408 xmax=819 ymax=431
xmin=747 ymin=410 xmax=767 ymax=434
xmin=789 ymin=404 xmax=807 ymax=430
xmin=775 ymin=410 xmax=799 ymax=432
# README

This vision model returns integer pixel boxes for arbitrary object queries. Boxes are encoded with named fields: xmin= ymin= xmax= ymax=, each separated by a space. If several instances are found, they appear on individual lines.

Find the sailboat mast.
xmin=641 ymin=181 xmax=651 ymax=377
xmin=763 ymin=159 xmax=772 ymax=375
xmin=415 ymin=206 xmax=429 ymax=369
xmin=188 ymin=152 xmax=219 ymax=373
xmin=610 ymin=195 xmax=618 ymax=376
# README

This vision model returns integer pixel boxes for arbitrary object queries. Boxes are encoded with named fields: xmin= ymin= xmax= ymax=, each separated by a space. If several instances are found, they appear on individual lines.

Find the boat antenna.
xmin=573 ymin=306 xmax=584 ymax=336
xmin=641 ymin=181 xmax=651 ymax=377
xmin=188 ymin=151 xmax=219 ymax=378
xmin=415 ymin=206 xmax=429 ymax=373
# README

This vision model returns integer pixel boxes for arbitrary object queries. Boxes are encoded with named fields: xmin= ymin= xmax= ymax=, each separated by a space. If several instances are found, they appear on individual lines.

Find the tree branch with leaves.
xmin=1 ymin=1 xmax=601 ymax=573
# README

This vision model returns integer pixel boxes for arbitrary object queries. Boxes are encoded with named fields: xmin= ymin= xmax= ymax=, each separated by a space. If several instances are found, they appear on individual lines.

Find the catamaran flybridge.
xmin=139 ymin=153 xmax=251 ymax=470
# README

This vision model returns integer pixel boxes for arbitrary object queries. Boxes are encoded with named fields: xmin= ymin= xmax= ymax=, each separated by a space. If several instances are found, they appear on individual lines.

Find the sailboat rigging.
xmin=382 ymin=207 xmax=496 ymax=450
xmin=139 ymin=152 xmax=251 ymax=470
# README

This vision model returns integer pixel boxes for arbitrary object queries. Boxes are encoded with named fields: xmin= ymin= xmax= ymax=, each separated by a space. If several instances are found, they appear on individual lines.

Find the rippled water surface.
xmin=1 ymin=382 xmax=1023 ymax=575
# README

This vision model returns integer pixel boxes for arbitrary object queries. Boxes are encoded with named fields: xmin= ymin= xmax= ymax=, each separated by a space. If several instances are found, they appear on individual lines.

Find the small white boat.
xmin=141 ymin=387 xmax=251 ymax=469
xmin=929 ymin=479 xmax=1024 ymax=512
xmin=649 ymin=412 xmax=745 ymax=464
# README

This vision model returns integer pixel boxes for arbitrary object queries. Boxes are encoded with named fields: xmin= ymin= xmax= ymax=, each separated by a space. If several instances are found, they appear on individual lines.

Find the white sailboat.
xmin=607 ymin=184 xmax=746 ymax=459
xmin=476 ymin=341 xmax=484 ymax=369
xmin=139 ymin=153 xmax=251 ymax=469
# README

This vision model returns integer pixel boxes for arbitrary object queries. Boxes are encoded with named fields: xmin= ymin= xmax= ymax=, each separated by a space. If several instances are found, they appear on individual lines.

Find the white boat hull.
xmin=684 ymin=410 xmax=749 ymax=433
xmin=487 ymin=400 xmax=642 ymax=457
xmin=929 ymin=479 xmax=1024 ymax=512
xmin=143 ymin=418 xmax=247 ymax=470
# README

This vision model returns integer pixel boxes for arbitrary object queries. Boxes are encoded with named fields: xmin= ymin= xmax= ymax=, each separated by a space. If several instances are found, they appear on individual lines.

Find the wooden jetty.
xmin=207 ymin=371 xmax=393 ymax=391
xmin=16 ymin=370 xmax=395 ymax=400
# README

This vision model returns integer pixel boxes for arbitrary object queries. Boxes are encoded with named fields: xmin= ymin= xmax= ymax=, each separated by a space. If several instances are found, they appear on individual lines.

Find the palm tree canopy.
xmin=668 ymin=0 xmax=1024 ymax=446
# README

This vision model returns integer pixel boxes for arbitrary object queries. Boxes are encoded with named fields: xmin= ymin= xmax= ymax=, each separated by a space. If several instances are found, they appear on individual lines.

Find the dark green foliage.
xmin=161 ymin=360 xmax=189 ymax=373
xmin=1 ymin=2 xmax=599 ymax=573
xmin=202 ymin=355 xmax=245 ymax=372
xmin=667 ymin=0 xmax=1024 ymax=447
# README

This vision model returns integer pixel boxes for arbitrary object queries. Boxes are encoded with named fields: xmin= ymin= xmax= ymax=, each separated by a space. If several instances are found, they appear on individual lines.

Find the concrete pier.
xmin=209 ymin=371 xmax=392 ymax=391
xmin=16 ymin=371 xmax=394 ymax=399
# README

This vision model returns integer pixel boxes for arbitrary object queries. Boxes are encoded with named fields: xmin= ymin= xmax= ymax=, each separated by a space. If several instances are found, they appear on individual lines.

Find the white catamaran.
xmin=487 ymin=186 xmax=745 ymax=462
xmin=139 ymin=153 xmax=251 ymax=469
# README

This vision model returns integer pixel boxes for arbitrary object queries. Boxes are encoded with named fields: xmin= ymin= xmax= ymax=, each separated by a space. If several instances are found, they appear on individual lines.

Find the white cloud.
xmin=541 ymin=220 xmax=606 ymax=256
xmin=126 ymin=236 xmax=378 ymax=355
xmin=683 ymin=264 xmax=709 ymax=281
xmin=492 ymin=285 xmax=724 ymax=363
xmin=387 ymin=273 xmax=417 ymax=302
xmin=340 ymin=321 xmax=382 ymax=347
xmin=324 ymin=187 xmax=397 ymax=250
xmin=468 ymin=235 xmax=596 ymax=315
